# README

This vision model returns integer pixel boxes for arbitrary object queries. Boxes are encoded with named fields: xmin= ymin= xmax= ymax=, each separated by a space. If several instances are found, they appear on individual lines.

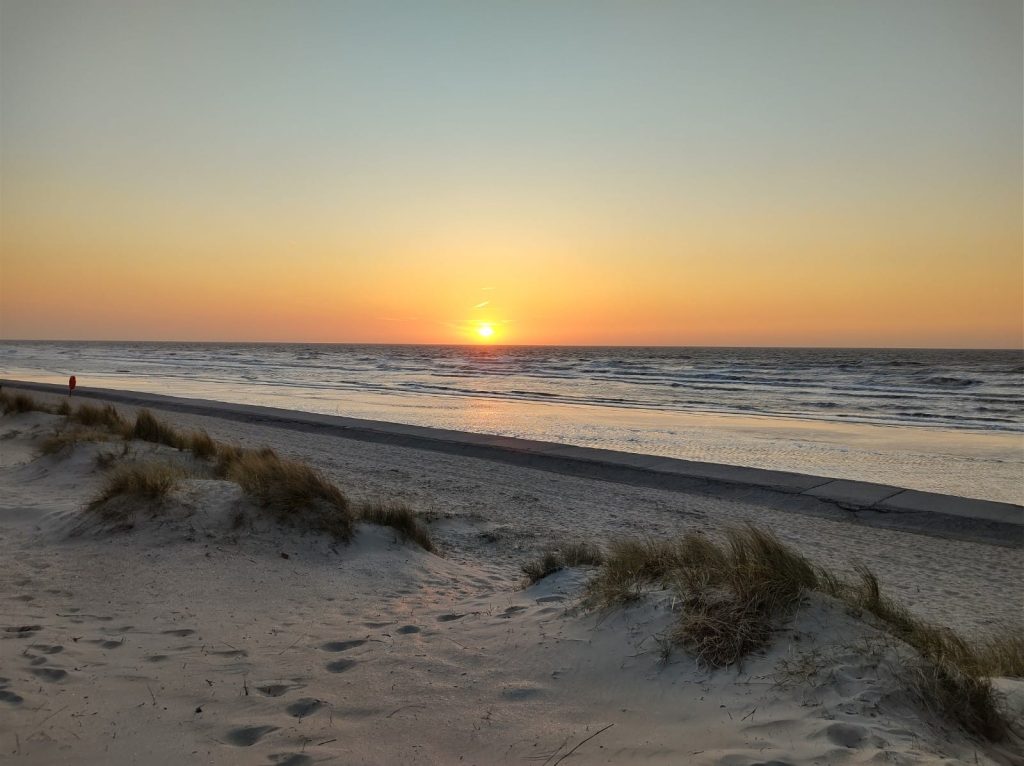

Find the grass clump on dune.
xmin=222 ymin=447 xmax=353 ymax=541
xmin=130 ymin=409 xmax=186 ymax=448
xmin=359 ymin=500 xmax=435 ymax=552
xmin=4 ymin=392 xmax=429 ymax=551
xmin=185 ymin=429 xmax=217 ymax=459
xmin=845 ymin=567 xmax=1017 ymax=740
xmin=973 ymin=634 xmax=1024 ymax=678
xmin=585 ymin=527 xmax=818 ymax=667
xmin=522 ymin=541 xmax=604 ymax=583
xmin=0 ymin=390 xmax=43 ymax=415
xmin=70 ymin=402 xmax=127 ymax=431
xmin=86 ymin=461 xmax=185 ymax=521
xmin=581 ymin=524 xmax=1022 ymax=742
xmin=129 ymin=410 xmax=220 ymax=461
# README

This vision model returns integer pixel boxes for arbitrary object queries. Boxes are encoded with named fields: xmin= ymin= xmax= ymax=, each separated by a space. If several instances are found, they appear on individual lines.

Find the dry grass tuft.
xmin=674 ymin=528 xmax=818 ymax=667
xmin=581 ymin=524 xmax=1022 ymax=742
xmin=213 ymin=443 xmax=246 ymax=477
xmin=185 ymin=429 xmax=217 ymax=460
xmin=86 ymin=461 xmax=185 ymax=522
xmin=562 ymin=541 xmax=605 ymax=567
xmin=843 ymin=566 xmax=1018 ymax=740
xmin=908 ymin=660 xmax=1007 ymax=742
xmin=70 ymin=402 xmax=126 ymax=431
xmin=1 ymin=390 xmax=41 ymax=415
xmin=222 ymin=447 xmax=353 ymax=541
xmin=522 ymin=551 xmax=565 ymax=583
xmin=522 ymin=541 xmax=604 ymax=583
xmin=56 ymin=399 xmax=72 ymax=416
xmin=585 ymin=534 xmax=724 ymax=605
xmin=130 ymin=409 xmax=186 ymax=448
xmin=974 ymin=634 xmax=1024 ymax=678
xmin=358 ymin=500 xmax=434 ymax=551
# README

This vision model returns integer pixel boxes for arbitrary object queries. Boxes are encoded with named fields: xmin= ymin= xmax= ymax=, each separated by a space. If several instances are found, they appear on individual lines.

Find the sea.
xmin=3 ymin=342 xmax=1022 ymax=504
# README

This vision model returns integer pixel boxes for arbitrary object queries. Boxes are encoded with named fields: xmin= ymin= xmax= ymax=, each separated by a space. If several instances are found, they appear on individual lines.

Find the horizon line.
xmin=2 ymin=338 xmax=1022 ymax=352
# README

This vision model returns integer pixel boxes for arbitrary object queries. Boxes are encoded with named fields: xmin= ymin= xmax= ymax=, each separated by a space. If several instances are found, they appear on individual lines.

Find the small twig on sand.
xmin=540 ymin=735 xmax=571 ymax=766
xmin=278 ymin=633 xmax=306 ymax=655
xmin=146 ymin=685 xmax=157 ymax=706
xmin=444 ymin=636 xmax=470 ymax=650
xmin=552 ymin=723 xmax=614 ymax=765
xmin=32 ymin=704 xmax=69 ymax=733
xmin=386 ymin=704 xmax=425 ymax=718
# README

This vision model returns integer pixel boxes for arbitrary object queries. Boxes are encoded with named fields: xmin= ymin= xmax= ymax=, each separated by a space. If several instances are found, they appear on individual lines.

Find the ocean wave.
xmin=4 ymin=342 xmax=1022 ymax=433
xmin=922 ymin=376 xmax=980 ymax=388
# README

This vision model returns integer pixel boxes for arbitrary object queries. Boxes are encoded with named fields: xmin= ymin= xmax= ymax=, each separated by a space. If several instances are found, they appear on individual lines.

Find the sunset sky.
xmin=1 ymin=1 xmax=1021 ymax=347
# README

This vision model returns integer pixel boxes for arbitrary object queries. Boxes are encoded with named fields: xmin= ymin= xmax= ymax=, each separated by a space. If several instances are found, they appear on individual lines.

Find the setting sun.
xmin=477 ymin=323 xmax=495 ymax=340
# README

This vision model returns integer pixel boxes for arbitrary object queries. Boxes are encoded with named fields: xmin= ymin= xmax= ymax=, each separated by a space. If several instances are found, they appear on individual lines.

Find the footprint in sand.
xmin=499 ymin=606 xmax=527 ymax=619
xmin=146 ymin=655 xmax=168 ymax=663
xmin=31 ymin=667 xmax=67 ymax=682
xmin=285 ymin=698 xmax=324 ymax=718
xmin=823 ymin=722 xmax=869 ymax=748
xmin=4 ymin=625 xmax=41 ymax=638
xmin=0 ymin=690 xmax=23 ymax=705
xmin=162 ymin=629 xmax=196 ymax=637
xmin=321 ymin=640 xmax=365 ymax=652
xmin=395 ymin=625 xmax=420 ymax=635
xmin=255 ymin=681 xmax=304 ymax=698
xmin=325 ymin=659 xmax=357 ymax=673
xmin=30 ymin=644 xmax=63 ymax=654
xmin=436 ymin=613 xmax=465 ymax=622
xmin=225 ymin=725 xmax=278 ymax=747
xmin=269 ymin=754 xmax=313 ymax=766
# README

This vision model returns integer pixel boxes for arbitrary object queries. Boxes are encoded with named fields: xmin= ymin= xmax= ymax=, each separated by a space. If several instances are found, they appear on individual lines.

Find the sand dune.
xmin=0 ymin=399 xmax=1021 ymax=765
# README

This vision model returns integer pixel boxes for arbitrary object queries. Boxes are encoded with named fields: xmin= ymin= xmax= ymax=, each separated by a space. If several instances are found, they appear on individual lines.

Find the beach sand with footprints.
xmin=1 ymin=389 xmax=1021 ymax=765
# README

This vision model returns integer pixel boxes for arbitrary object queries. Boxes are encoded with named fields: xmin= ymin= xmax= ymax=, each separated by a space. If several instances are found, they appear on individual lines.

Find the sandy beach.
xmin=1 ymin=386 xmax=1021 ymax=765
xmin=4 ymin=1 xmax=1022 ymax=763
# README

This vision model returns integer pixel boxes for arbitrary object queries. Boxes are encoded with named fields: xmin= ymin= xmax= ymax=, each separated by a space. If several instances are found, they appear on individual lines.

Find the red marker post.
xmin=68 ymin=375 xmax=77 ymax=395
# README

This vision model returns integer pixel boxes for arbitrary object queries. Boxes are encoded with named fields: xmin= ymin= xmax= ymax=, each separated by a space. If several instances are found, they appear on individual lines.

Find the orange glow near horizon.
xmin=2 ymin=207 xmax=1020 ymax=346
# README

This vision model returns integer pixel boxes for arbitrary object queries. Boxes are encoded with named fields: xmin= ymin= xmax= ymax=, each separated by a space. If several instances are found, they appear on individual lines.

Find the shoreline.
xmin=5 ymin=378 xmax=1020 ymax=546
xmin=6 ymin=359 xmax=1021 ymax=506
